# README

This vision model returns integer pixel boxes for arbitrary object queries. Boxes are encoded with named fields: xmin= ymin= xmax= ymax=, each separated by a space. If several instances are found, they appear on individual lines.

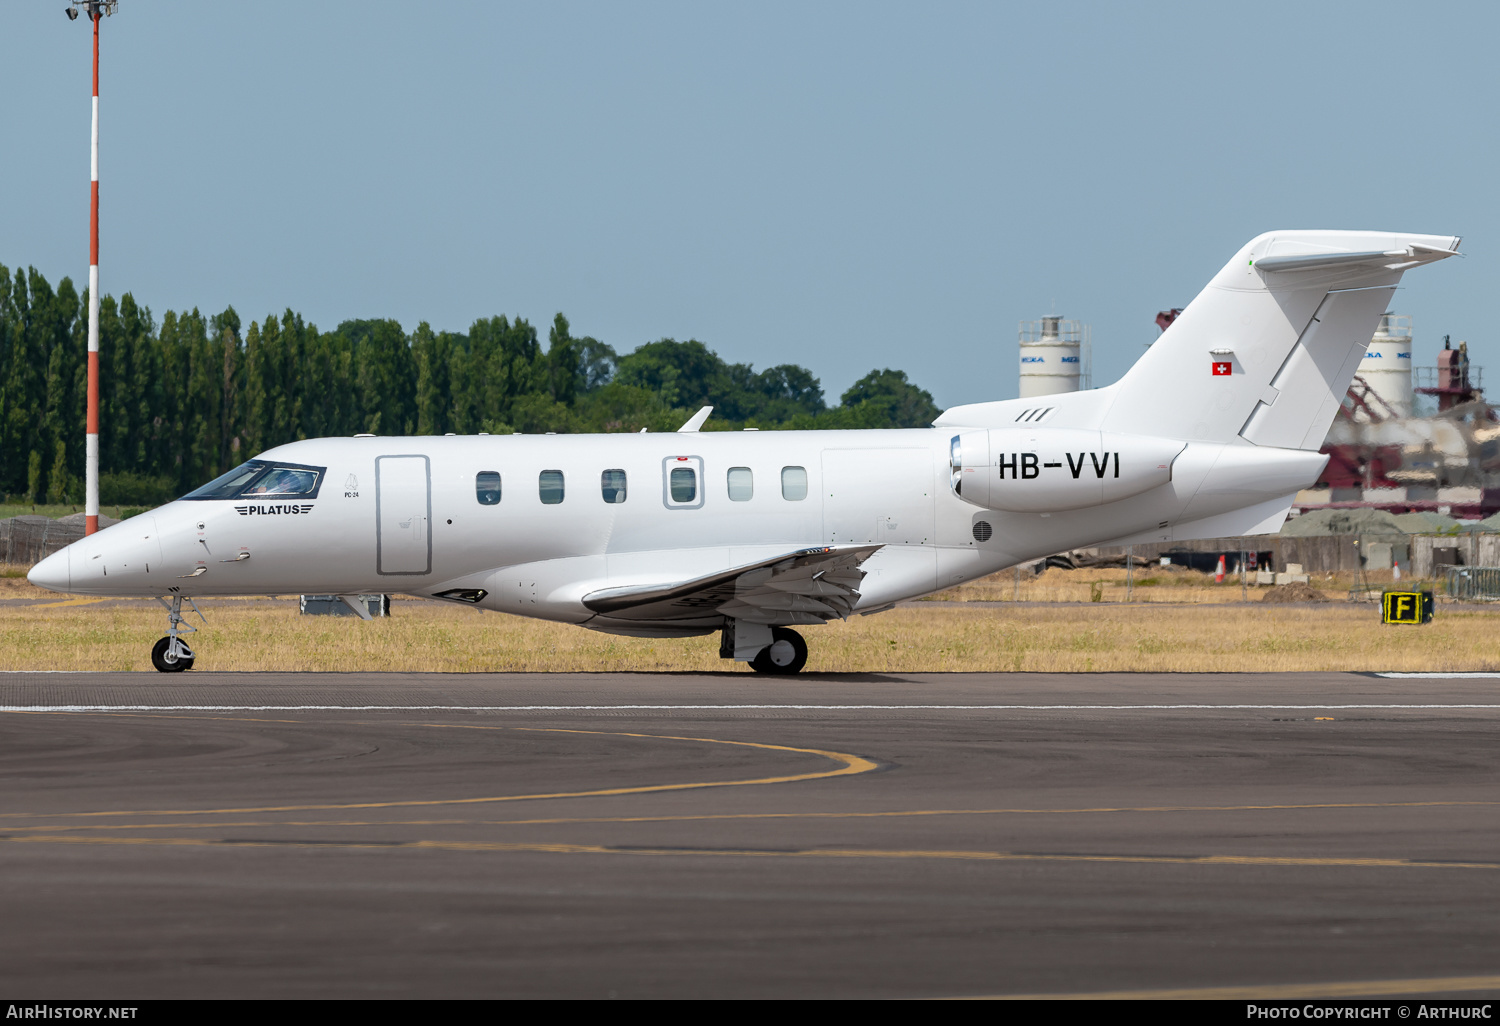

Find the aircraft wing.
xmin=582 ymin=545 xmax=881 ymax=625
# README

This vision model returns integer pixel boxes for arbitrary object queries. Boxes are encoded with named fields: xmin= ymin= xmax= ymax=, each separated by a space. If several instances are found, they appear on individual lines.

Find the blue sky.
xmin=2 ymin=1 xmax=1494 ymax=409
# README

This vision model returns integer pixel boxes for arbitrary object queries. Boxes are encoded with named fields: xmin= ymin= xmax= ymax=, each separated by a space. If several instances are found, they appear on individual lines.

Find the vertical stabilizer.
xmin=1099 ymin=231 xmax=1459 ymax=448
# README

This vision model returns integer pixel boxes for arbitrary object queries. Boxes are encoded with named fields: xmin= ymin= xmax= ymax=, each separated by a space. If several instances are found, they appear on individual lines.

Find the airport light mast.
xmin=65 ymin=0 xmax=118 ymax=536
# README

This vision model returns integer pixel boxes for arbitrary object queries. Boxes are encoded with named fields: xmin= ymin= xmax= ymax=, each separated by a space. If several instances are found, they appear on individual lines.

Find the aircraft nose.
xmin=28 ymin=547 xmax=70 ymax=593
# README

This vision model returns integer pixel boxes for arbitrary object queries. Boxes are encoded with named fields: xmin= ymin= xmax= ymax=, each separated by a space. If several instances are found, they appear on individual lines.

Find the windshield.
xmin=181 ymin=460 xmax=326 ymax=500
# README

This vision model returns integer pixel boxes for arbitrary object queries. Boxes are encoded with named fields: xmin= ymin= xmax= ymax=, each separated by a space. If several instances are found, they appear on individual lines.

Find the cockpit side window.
xmin=182 ymin=462 xmax=265 ymax=499
xmin=246 ymin=467 xmax=319 ymax=496
xmin=181 ymin=460 xmax=326 ymax=500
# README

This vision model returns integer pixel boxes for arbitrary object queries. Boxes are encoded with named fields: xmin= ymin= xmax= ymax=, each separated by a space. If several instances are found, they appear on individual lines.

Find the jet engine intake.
xmin=949 ymin=429 xmax=1184 ymax=513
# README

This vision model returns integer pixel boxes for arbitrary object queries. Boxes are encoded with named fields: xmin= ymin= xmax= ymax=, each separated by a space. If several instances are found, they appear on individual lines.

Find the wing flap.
xmin=582 ymin=545 xmax=881 ymax=624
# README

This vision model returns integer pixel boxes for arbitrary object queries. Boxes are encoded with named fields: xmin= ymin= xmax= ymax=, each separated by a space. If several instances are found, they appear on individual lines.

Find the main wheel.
xmin=749 ymin=627 xmax=808 ymax=675
xmin=151 ymin=636 xmax=194 ymax=673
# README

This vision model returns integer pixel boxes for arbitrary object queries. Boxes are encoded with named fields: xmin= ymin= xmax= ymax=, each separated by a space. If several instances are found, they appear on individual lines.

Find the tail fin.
xmin=1100 ymin=230 xmax=1459 ymax=447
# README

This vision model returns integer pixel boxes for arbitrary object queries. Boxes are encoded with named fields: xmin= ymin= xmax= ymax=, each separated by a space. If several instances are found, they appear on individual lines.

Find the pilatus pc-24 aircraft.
xmin=29 ymin=230 xmax=1460 ymax=672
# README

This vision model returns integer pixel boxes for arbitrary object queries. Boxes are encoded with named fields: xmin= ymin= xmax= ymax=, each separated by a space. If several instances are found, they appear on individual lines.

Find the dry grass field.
xmin=925 ymin=564 xmax=1396 ymax=604
xmin=1 ymin=564 xmax=1495 ymax=674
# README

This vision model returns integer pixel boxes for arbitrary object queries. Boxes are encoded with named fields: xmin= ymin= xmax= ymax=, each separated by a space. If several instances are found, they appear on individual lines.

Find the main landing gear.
xmin=749 ymin=627 xmax=808 ymax=675
xmin=151 ymin=594 xmax=205 ymax=672
xmin=719 ymin=621 xmax=809 ymax=675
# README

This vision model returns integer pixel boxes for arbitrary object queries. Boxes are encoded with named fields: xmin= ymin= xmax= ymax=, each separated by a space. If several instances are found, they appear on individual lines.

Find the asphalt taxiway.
xmin=0 ymin=670 xmax=1497 ymax=999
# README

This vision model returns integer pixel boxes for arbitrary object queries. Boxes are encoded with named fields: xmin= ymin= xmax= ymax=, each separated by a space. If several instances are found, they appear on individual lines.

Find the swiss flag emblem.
xmin=1212 ymin=361 xmax=1232 ymax=376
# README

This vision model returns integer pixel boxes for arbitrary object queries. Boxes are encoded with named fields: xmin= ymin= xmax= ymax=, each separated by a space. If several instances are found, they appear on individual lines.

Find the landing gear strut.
xmin=152 ymin=595 xmax=204 ymax=672
xmin=749 ymin=627 xmax=807 ymax=675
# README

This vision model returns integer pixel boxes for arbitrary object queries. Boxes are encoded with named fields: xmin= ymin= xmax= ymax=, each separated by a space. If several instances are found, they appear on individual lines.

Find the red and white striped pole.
xmin=85 ymin=3 xmax=101 ymax=535
xmin=70 ymin=1 xmax=116 ymax=534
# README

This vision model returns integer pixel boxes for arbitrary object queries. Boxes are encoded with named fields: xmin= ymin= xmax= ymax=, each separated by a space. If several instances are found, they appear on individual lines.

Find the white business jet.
xmin=29 ymin=230 xmax=1459 ymax=672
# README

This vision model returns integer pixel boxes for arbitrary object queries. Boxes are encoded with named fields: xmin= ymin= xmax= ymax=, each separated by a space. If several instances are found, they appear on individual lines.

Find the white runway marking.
xmin=1375 ymin=672 xmax=1500 ymax=679
xmin=1 ymin=704 xmax=1499 ymax=714
xmin=2 ymin=669 xmax=1496 ymax=678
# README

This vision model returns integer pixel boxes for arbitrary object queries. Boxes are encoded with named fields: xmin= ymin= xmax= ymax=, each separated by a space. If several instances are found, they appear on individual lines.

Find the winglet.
xmin=678 ymin=406 xmax=713 ymax=433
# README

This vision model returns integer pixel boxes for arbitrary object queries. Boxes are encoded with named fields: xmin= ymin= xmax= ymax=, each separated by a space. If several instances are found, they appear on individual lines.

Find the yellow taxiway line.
xmin=0 ymin=834 xmax=1495 ymax=874
xmin=963 ymin=974 xmax=1500 ymax=999
xmin=0 ymin=725 xmax=878 ymax=820
xmin=6 ymin=799 xmax=1495 ymax=833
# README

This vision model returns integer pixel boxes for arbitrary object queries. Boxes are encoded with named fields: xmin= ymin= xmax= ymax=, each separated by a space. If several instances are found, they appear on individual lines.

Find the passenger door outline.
xmin=376 ymin=454 xmax=432 ymax=575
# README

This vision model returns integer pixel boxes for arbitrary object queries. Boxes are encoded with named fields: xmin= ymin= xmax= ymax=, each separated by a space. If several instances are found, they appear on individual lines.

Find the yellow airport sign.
xmin=1382 ymin=590 xmax=1434 ymax=625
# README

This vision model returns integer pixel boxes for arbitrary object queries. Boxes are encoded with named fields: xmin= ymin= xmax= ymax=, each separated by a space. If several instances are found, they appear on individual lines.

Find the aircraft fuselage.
xmin=33 ymin=425 xmax=1328 ymax=631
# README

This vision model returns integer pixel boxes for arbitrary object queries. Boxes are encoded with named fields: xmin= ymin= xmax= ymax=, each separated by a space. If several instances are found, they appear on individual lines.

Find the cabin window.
xmin=475 ymin=471 xmax=501 ymax=505
xmin=661 ymin=455 xmax=705 ymax=509
xmin=781 ymin=466 xmax=807 ymax=501
xmin=669 ymin=467 xmax=697 ymax=503
xmin=727 ymin=467 xmax=753 ymax=501
xmin=601 ymin=469 xmax=627 ymax=503
xmin=539 ymin=470 xmax=565 ymax=504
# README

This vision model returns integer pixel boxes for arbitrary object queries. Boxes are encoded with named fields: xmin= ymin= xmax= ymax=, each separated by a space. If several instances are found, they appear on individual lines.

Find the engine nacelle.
xmin=949 ymin=428 xmax=1185 ymax=513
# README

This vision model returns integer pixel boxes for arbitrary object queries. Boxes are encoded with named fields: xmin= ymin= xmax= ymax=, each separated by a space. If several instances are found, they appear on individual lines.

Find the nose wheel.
xmin=152 ymin=594 xmax=205 ymax=672
xmin=151 ymin=635 xmax=194 ymax=672
xmin=749 ymin=627 xmax=808 ymax=675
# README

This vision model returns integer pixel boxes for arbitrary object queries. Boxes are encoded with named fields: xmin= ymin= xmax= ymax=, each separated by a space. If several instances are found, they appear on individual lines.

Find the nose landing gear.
xmin=152 ymin=595 xmax=205 ymax=672
xmin=151 ymin=636 xmax=193 ymax=672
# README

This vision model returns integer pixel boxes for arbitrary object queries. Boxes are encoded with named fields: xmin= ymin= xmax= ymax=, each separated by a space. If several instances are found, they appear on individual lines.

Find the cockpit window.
xmin=181 ymin=460 xmax=326 ymax=500
xmin=245 ymin=467 xmax=319 ymax=496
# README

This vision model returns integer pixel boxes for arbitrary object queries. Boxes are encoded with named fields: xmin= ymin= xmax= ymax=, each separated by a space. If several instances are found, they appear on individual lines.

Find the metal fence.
xmin=1442 ymin=565 xmax=1500 ymax=602
xmin=0 ymin=516 xmax=82 ymax=565
xmin=0 ymin=514 xmax=127 ymax=565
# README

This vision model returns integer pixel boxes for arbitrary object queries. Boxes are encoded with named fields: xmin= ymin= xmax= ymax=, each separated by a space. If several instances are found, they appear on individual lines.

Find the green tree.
xmin=839 ymin=368 xmax=941 ymax=428
xmin=165 ymin=308 xmax=222 ymax=491
xmin=614 ymin=338 xmax=726 ymax=410
xmin=450 ymin=315 xmax=538 ymax=433
xmin=212 ymin=307 xmax=244 ymax=469
xmin=610 ymin=338 xmax=826 ymax=425
xmin=412 ymin=321 xmax=455 ymax=435
xmin=341 ymin=318 xmax=416 ymax=437
xmin=0 ymin=264 xmax=951 ymax=498
xmin=575 ymin=335 xmax=616 ymax=394
xmin=546 ymin=314 xmax=580 ymax=408
xmin=748 ymin=363 xmax=825 ymax=423
xmin=574 ymin=381 xmax=684 ymax=433
xmin=26 ymin=269 xmax=82 ymax=502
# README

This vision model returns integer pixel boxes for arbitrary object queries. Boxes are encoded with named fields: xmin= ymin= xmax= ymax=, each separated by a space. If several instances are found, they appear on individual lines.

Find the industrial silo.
xmin=1356 ymin=313 xmax=1413 ymax=418
xmin=1018 ymin=316 xmax=1090 ymax=398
